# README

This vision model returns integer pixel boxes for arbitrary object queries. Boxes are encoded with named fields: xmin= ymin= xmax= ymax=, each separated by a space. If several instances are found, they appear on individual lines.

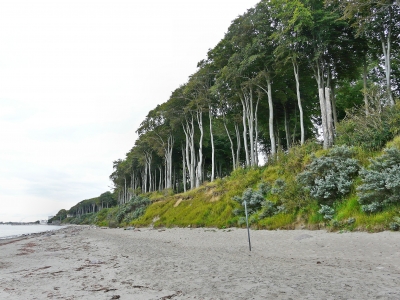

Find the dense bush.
xmin=297 ymin=146 xmax=360 ymax=204
xmin=336 ymin=103 xmax=400 ymax=150
xmin=233 ymin=184 xmax=268 ymax=215
xmin=116 ymin=195 xmax=151 ymax=223
xmin=357 ymin=147 xmax=400 ymax=212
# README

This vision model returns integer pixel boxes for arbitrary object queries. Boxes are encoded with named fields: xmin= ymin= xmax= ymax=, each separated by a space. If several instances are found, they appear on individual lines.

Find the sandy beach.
xmin=0 ymin=226 xmax=399 ymax=299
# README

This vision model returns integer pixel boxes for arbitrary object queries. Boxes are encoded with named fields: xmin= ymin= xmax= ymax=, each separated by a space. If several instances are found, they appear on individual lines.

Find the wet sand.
xmin=0 ymin=225 xmax=399 ymax=299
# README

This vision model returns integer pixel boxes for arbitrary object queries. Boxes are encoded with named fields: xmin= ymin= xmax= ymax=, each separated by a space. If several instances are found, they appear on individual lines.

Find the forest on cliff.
xmin=51 ymin=0 xmax=400 ymax=231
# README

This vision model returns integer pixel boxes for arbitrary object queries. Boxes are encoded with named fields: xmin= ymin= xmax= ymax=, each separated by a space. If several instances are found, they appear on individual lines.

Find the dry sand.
xmin=0 ymin=225 xmax=399 ymax=299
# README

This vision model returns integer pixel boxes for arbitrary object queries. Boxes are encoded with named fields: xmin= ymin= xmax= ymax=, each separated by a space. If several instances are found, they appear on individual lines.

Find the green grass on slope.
xmin=133 ymin=168 xmax=263 ymax=228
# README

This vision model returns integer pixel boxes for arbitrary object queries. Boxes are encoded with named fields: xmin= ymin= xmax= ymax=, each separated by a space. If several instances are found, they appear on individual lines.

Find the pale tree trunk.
xmin=164 ymin=161 xmax=167 ymax=189
xmin=325 ymin=87 xmax=334 ymax=146
xmin=235 ymin=123 xmax=241 ymax=169
xmin=196 ymin=109 xmax=203 ymax=188
xmin=240 ymin=88 xmax=259 ymax=166
xmin=209 ymin=105 xmax=215 ymax=181
xmin=190 ymin=119 xmax=195 ymax=189
xmin=363 ymin=59 xmax=369 ymax=116
xmin=284 ymin=106 xmax=290 ymax=150
xmin=246 ymin=91 xmax=255 ymax=166
xmin=167 ymin=134 xmax=174 ymax=189
xmin=182 ymin=145 xmax=187 ymax=193
xmin=124 ymin=177 xmax=127 ymax=204
xmin=316 ymin=64 xmax=330 ymax=149
xmin=254 ymin=93 xmax=260 ymax=166
xmin=183 ymin=117 xmax=196 ymax=190
xmin=241 ymin=96 xmax=250 ymax=167
xmin=293 ymin=59 xmax=305 ymax=145
xmin=381 ymin=31 xmax=393 ymax=106
xmin=257 ymin=74 xmax=276 ymax=156
xmin=266 ymin=75 xmax=276 ymax=156
xmin=144 ymin=151 xmax=152 ymax=192
xmin=331 ymin=85 xmax=338 ymax=128
xmin=142 ymin=168 xmax=147 ymax=193
xmin=132 ymin=171 xmax=136 ymax=196
xmin=223 ymin=115 xmax=236 ymax=170
xmin=158 ymin=167 xmax=161 ymax=191
xmin=380 ymin=8 xmax=393 ymax=106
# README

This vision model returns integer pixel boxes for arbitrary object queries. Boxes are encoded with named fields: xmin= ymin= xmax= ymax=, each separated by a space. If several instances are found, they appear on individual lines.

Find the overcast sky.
xmin=0 ymin=0 xmax=260 ymax=222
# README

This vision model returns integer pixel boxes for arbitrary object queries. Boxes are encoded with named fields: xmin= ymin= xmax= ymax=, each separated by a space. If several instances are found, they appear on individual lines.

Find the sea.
xmin=0 ymin=224 xmax=66 ymax=239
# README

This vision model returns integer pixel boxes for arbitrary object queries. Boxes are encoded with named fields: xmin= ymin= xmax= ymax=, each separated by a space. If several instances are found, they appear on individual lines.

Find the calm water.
xmin=0 ymin=224 xmax=66 ymax=239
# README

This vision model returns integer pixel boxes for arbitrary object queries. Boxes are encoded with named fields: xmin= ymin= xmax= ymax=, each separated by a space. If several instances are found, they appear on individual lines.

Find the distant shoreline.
xmin=0 ymin=224 xmax=68 ymax=241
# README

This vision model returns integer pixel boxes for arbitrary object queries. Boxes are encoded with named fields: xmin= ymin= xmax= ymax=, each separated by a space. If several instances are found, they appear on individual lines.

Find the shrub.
xmin=347 ymin=217 xmax=356 ymax=225
xmin=233 ymin=187 xmax=266 ymax=215
xmin=318 ymin=205 xmax=335 ymax=220
xmin=232 ymin=182 xmax=281 ymax=224
xmin=271 ymin=178 xmax=285 ymax=195
xmin=297 ymin=146 xmax=360 ymax=204
xmin=357 ymin=147 xmax=400 ymax=211
xmin=360 ymin=202 xmax=382 ymax=213
xmin=259 ymin=200 xmax=277 ymax=219
xmin=114 ymin=195 xmax=151 ymax=224
xmin=389 ymin=217 xmax=400 ymax=231
xmin=336 ymin=103 xmax=400 ymax=151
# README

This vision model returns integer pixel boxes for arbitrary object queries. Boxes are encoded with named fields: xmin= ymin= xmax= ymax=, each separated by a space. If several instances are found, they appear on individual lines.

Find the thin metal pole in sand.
xmin=244 ymin=200 xmax=251 ymax=251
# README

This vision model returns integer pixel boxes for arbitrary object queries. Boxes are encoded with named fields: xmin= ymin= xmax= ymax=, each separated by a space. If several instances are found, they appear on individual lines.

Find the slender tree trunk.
xmin=223 ymin=116 xmax=236 ymax=170
xmin=167 ymin=134 xmax=174 ymax=189
xmin=363 ymin=59 xmax=369 ymax=116
xmin=284 ymin=106 xmax=290 ymax=150
xmin=254 ymin=92 xmax=260 ymax=166
xmin=183 ymin=117 xmax=195 ymax=190
xmin=247 ymin=90 xmax=255 ymax=166
xmin=241 ymin=95 xmax=250 ymax=167
xmin=235 ymin=123 xmax=241 ymax=169
xmin=124 ymin=178 xmax=127 ymax=204
xmin=293 ymin=59 xmax=305 ymax=145
xmin=158 ymin=167 xmax=162 ymax=191
xmin=316 ymin=64 xmax=329 ymax=149
xmin=164 ymin=160 xmax=167 ymax=189
xmin=209 ymin=105 xmax=215 ymax=182
xmin=331 ymin=85 xmax=338 ymax=129
xmin=380 ymin=11 xmax=393 ymax=106
xmin=256 ymin=77 xmax=276 ymax=156
xmin=196 ymin=109 xmax=203 ymax=188
xmin=266 ymin=75 xmax=276 ymax=156
xmin=182 ymin=145 xmax=187 ymax=193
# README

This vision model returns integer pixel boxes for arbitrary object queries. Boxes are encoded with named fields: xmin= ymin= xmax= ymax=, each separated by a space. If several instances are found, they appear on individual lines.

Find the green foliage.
xmin=336 ymin=104 xmax=400 ymax=151
xmin=357 ymin=147 xmax=400 ymax=212
xmin=117 ymin=195 xmax=151 ymax=224
xmin=318 ymin=205 xmax=335 ymax=220
xmin=389 ymin=216 xmax=400 ymax=231
xmin=233 ymin=187 xmax=266 ymax=215
xmin=99 ymin=191 xmax=116 ymax=208
xmin=49 ymin=209 xmax=67 ymax=223
xmin=297 ymin=146 xmax=360 ymax=204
